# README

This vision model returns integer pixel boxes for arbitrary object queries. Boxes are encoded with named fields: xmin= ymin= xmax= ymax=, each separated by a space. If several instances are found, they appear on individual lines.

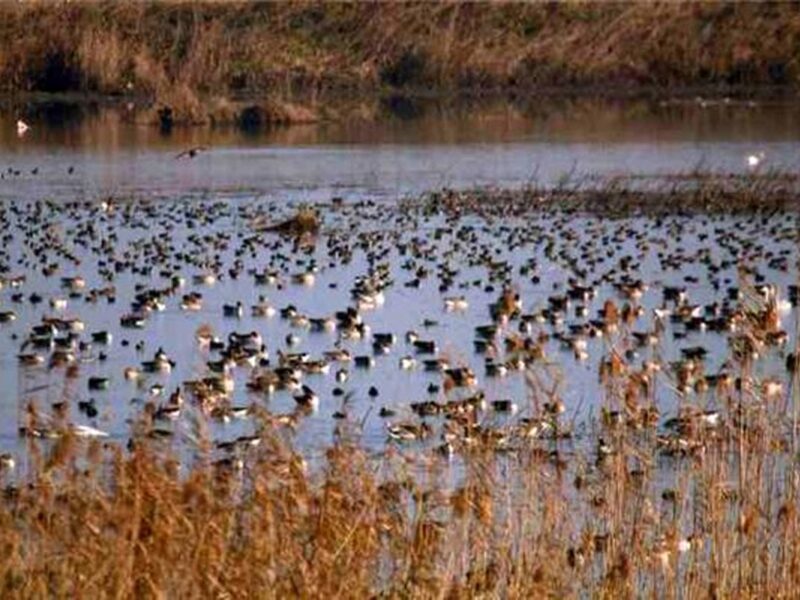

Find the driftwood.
xmin=253 ymin=209 xmax=320 ymax=236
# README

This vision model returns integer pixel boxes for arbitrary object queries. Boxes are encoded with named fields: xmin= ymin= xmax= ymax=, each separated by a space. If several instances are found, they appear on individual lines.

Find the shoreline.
xmin=2 ymin=84 xmax=798 ymax=130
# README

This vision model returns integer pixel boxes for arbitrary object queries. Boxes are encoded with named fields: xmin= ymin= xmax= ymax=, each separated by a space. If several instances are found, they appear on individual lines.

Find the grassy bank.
xmin=1 ymin=2 xmax=799 ymax=125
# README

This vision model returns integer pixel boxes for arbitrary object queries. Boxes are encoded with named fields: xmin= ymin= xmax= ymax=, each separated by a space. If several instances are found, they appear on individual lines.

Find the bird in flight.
xmin=175 ymin=146 xmax=208 ymax=159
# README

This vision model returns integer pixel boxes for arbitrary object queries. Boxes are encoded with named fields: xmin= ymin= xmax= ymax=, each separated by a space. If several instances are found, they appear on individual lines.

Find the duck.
xmin=87 ymin=377 xmax=110 ymax=391
xmin=180 ymin=292 xmax=203 ymax=311
xmin=387 ymin=422 xmax=433 ymax=442
xmin=120 ymin=313 xmax=147 ymax=329
xmin=18 ymin=353 xmax=45 ymax=366
xmin=61 ymin=276 xmax=86 ymax=292
xmin=193 ymin=273 xmax=217 ymax=286
xmin=424 ymin=358 xmax=450 ymax=372
xmin=444 ymin=367 xmax=478 ymax=388
xmin=223 ymin=302 xmax=244 ymax=318
xmin=519 ymin=418 xmax=552 ymax=439
xmin=374 ymin=332 xmax=396 ymax=346
xmin=91 ymin=331 xmax=113 ymax=344
xmin=302 ymin=360 xmax=330 ymax=375
xmin=290 ymin=314 xmax=311 ymax=329
xmin=309 ymin=316 xmax=337 ymax=332
xmin=339 ymin=322 xmax=369 ymax=340
xmin=398 ymin=355 xmax=417 ymax=370
xmin=71 ymin=424 xmax=110 ymax=438
xmin=293 ymin=385 xmax=319 ymax=410
xmin=246 ymin=371 xmax=280 ymax=395
xmin=247 ymin=368 xmax=300 ymax=394
xmin=229 ymin=331 xmax=263 ymax=348
xmin=253 ymin=270 xmax=280 ymax=286
xmin=278 ymin=351 xmax=310 ymax=367
xmin=324 ymin=348 xmax=352 ymax=363
xmin=141 ymin=348 xmax=175 ymax=373
xmin=291 ymin=271 xmax=316 ymax=287
xmin=207 ymin=357 xmax=235 ymax=373
xmin=354 ymin=355 xmax=375 ymax=369
xmin=49 ymin=297 xmax=68 ymax=310
xmin=155 ymin=403 xmax=181 ymax=421
xmin=0 ymin=453 xmax=15 ymax=471
xmin=251 ymin=296 xmax=276 ymax=318
xmin=0 ymin=311 xmax=18 ymax=323
xmin=492 ymin=399 xmax=518 ymax=414
xmin=444 ymin=296 xmax=469 ymax=311
xmin=484 ymin=359 xmax=508 ymax=378
xmin=175 ymin=145 xmax=207 ymax=160
xmin=355 ymin=290 xmax=385 ymax=310
xmin=78 ymin=399 xmax=99 ymax=419
xmin=412 ymin=339 xmax=437 ymax=354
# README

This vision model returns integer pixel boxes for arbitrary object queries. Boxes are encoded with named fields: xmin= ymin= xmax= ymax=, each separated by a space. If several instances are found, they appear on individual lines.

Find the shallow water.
xmin=0 ymin=96 xmax=797 ymax=468
xmin=1 ymin=96 xmax=799 ymax=201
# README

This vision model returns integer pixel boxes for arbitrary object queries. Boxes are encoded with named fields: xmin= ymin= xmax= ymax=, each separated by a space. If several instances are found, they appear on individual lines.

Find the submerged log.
xmin=255 ymin=208 xmax=320 ymax=236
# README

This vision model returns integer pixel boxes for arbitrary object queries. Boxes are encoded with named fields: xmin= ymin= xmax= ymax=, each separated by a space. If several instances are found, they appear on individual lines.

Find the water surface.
xmin=0 ymin=96 xmax=797 ymax=467
xmin=1 ymin=96 xmax=799 ymax=202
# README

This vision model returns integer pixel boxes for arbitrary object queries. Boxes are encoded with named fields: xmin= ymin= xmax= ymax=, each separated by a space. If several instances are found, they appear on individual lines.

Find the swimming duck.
xmin=180 ymin=292 xmax=203 ymax=311
xmin=387 ymin=422 xmax=433 ymax=442
xmin=142 ymin=348 xmax=175 ymax=373
xmin=251 ymin=296 xmax=276 ymax=318
xmin=444 ymin=296 xmax=469 ymax=311
xmin=223 ymin=302 xmax=244 ymax=318
xmin=293 ymin=385 xmax=319 ymax=410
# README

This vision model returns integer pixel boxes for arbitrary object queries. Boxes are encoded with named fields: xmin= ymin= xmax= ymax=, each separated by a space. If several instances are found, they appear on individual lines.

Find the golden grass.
xmin=3 ymin=2 xmax=797 ymax=125
xmin=0 ymin=2 xmax=798 ymax=100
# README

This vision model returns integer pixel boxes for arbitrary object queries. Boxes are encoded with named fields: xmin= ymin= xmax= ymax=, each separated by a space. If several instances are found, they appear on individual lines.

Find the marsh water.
xmin=2 ymin=96 xmax=800 ymax=201
xmin=0 ymin=96 xmax=798 ymax=467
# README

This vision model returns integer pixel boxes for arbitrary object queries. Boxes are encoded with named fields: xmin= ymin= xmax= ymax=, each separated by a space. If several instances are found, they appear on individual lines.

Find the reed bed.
xmin=1 ymin=2 xmax=799 ymax=124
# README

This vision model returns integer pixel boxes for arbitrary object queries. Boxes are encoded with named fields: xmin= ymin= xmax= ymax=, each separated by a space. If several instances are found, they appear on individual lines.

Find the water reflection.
xmin=0 ymin=95 xmax=798 ymax=201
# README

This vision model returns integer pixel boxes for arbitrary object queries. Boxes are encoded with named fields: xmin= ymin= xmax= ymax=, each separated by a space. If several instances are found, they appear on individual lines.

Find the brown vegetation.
xmin=421 ymin=171 xmax=800 ymax=220
xmin=259 ymin=206 xmax=321 ymax=236
xmin=1 ymin=2 xmax=799 ymax=124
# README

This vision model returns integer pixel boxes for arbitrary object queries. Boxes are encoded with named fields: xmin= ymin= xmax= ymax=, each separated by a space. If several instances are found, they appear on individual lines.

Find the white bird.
xmin=746 ymin=151 xmax=765 ymax=169
xmin=71 ymin=424 xmax=110 ymax=438
xmin=16 ymin=120 xmax=29 ymax=137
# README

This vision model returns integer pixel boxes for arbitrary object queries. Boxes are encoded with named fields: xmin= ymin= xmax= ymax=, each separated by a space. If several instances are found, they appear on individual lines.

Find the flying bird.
xmin=175 ymin=146 xmax=208 ymax=159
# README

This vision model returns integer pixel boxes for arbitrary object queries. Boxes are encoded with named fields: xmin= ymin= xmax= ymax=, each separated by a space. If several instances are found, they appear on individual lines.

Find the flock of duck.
xmin=0 ymin=187 xmax=797 ymax=473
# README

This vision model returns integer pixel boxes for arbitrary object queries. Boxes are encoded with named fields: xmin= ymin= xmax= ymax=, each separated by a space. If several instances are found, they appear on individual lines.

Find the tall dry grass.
xmin=2 ymin=2 xmax=797 ymax=125
xmin=0 ymin=2 xmax=798 ymax=99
